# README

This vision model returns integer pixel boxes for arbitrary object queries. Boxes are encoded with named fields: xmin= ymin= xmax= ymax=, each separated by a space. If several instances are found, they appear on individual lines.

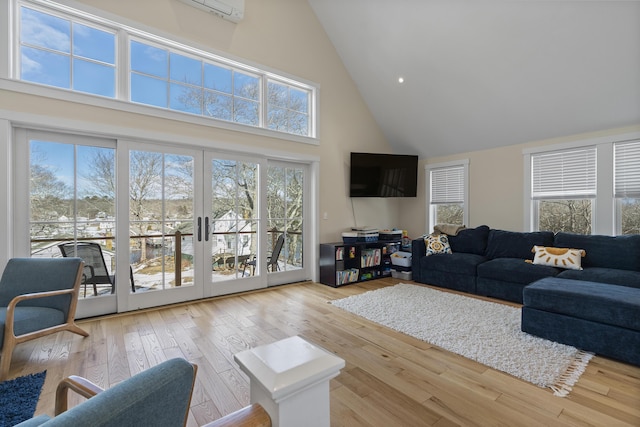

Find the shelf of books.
xmin=336 ymin=268 xmax=359 ymax=285
xmin=360 ymin=248 xmax=381 ymax=268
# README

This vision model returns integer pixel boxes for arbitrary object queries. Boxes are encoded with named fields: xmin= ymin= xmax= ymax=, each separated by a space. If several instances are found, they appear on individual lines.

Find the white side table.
xmin=234 ymin=335 xmax=345 ymax=427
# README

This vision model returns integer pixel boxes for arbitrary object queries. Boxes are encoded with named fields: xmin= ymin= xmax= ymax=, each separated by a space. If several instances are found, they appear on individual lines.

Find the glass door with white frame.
xmin=123 ymin=144 xmax=203 ymax=311
xmin=204 ymin=153 xmax=266 ymax=296
xmin=266 ymin=161 xmax=308 ymax=286
xmin=15 ymin=129 xmax=118 ymax=318
xmin=15 ymin=130 xmax=310 ymax=315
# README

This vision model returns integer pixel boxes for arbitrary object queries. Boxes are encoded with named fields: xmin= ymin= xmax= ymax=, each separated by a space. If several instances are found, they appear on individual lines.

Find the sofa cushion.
xmin=477 ymin=258 xmax=560 ymax=285
xmin=420 ymin=252 xmax=487 ymax=276
xmin=447 ymin=225 xmax=490 ymax=255
xmin=556 ymin=267 xmax=640 ymax=289
xmin=485 ymin=230 xmax=555 ymax=260
xmin=554 ymin=232 xmax=640 ymax=272
xmin=523 ymin=278 xmax=640 ymax=332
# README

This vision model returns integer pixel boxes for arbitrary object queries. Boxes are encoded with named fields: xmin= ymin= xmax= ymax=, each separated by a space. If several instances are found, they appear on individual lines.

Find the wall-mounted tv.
xmin=350 ymin=152 xmax=418 ymax=197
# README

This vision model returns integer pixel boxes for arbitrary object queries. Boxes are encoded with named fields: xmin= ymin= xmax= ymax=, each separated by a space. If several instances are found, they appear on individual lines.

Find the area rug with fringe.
xmin=0 ymin=371 xmax=46 ymax=426
xmin=331 ymin=283 xmax=592 ymax=396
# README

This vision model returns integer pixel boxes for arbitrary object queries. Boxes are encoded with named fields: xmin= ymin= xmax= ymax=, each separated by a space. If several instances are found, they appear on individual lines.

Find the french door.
xmin=16 ymin=129 xmax=309 ymax=317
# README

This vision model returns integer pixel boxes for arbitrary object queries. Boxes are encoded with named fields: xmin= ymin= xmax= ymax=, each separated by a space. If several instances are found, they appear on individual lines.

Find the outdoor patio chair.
xmin=58 ymin=242 xmax=135 ymax=296
xmin=0 ymin=257 xmax=88 ymax=380
xmin=241 ymin=234 xmax=285 ymax=276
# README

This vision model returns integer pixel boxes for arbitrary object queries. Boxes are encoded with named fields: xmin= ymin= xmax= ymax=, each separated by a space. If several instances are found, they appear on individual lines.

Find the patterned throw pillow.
xmin=425 ymin=234 xmax=452 ymax=256
xmin=530 ymin=245 xmax=586 ymax=270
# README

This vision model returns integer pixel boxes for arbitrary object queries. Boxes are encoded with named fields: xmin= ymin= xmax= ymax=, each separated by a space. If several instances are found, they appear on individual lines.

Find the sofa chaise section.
xmin=522 ymin=277 xmax=640 ymax=366
xmin=553 ymin=232 xmax=640 ymax=288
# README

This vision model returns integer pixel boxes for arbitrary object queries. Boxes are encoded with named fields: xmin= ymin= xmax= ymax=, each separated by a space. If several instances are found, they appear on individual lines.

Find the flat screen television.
xmin=350 ymin=152 xmax=418 ymax=197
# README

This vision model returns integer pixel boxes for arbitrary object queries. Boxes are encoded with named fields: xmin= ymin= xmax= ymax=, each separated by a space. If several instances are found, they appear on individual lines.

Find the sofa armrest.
xmin=411 ymin=238 xmax=425 ymax=282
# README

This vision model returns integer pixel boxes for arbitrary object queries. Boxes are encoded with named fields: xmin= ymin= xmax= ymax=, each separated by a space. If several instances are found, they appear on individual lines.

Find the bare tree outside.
xmin=267 ymin=166 xmax=304 ymax=269
xmin=538 ymin=199 xmax=592 ymax=235
xmin=620 ymin=199 xmax=640 ymax=235
xmin=434 ymin=204 xmax=464 ymax=228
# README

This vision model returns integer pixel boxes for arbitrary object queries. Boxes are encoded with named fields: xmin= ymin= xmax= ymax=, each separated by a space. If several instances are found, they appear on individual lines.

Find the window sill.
xmin=0 ymin=78 xmax=320 ymax=146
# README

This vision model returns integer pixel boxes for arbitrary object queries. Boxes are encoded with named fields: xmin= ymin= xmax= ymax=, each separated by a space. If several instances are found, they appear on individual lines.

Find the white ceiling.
xmin=307 ymin=0 xmax=640 ymax=158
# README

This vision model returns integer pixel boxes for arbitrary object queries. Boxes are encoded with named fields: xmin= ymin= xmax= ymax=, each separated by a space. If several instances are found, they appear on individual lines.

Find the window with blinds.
xmin=429 ymin=164 xmax=466 ymax=230
xmin=614 ymin=140 xmax=640 ymax=234
xmin=530 ymin=147 xmax=596 ymax=234
xmin=430 ymin=165 xmax=464 ymax=204
xmin=615 ymin=140 xmax=640 ymax=198
xmin=531 ymin=147 xmax=596 ymax=199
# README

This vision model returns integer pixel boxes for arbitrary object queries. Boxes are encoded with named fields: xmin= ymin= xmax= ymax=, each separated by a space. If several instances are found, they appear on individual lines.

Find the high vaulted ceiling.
xmin=308 ymin=0 xmax=640 ymax=158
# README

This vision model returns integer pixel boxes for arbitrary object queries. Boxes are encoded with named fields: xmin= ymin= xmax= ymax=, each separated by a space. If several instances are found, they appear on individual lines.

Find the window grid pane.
xmin=20 ymin=6 xmax=116 ymax=97
xmin=531 ymin=148 xmax=596 ymax=199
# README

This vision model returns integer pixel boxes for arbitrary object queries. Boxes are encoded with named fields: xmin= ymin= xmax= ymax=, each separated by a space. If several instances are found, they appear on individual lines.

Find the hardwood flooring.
xmin=10 ymin=278 xmax=640 ymax=426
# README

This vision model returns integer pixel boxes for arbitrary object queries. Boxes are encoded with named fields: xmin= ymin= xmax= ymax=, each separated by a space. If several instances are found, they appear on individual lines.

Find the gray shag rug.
xmin=331 ymin=283 xmax=592 ymax=396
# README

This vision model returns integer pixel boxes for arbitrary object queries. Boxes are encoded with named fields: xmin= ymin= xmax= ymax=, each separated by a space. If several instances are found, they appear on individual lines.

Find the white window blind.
xmin=531 ymin=147 xmax=596 ymax=199
xmin=431 ymin=166 xmax=464 ymax=204
xmin=614 ymin=140 xmax=640 ymax=198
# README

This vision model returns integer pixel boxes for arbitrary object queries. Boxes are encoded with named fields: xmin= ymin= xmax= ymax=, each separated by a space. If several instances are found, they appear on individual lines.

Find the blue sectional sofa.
xmin=411 ymin=226 xmax=640 ymax=366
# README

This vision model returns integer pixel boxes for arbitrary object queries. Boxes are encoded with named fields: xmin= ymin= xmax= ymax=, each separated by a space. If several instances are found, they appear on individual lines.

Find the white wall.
xmin=399 ymin=125 xmax=640 ymax=239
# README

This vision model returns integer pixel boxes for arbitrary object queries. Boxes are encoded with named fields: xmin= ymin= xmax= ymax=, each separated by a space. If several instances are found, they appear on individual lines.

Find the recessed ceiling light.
xmin=398 ymin=77 xmax=405 ymax=84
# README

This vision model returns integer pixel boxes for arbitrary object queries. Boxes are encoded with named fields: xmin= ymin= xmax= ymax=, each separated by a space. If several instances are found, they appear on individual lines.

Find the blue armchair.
xmin=15 ymin=358 xmax=197 ymax=427
xmin=15 ymin=358 xmax=271 ymax=427
xmin=0 ymin=258 xmax=88 ymax=379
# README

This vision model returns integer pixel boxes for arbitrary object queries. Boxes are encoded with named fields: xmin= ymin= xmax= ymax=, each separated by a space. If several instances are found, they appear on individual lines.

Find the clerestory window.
xmin=19 ymin=5 xmax=116 ymax=97
xmin=14 ymin=0 xmax=316 ymax=139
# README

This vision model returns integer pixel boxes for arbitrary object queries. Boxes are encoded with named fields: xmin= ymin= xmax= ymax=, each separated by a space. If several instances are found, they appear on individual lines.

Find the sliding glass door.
xmin=15 ymin=130 xmax=310 ymax=316
xmin=123 ymin=143 xmax=204 ymax=311
xmin=204 ymin=153 xmax=264 ymax=296
xmin=266 ymin=161 xmax=308 ymax=285
xmin=15 ymin=129 xmax=119 ymax=317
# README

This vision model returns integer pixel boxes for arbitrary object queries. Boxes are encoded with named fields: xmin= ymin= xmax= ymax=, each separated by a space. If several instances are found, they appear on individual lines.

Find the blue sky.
xmin=31 ymin=140 xmax=113 ymax=197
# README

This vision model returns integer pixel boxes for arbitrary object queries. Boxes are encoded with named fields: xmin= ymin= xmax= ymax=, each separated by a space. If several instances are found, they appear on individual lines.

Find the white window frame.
xmin=523 ymin=131 xmax=640 ymax=235
xmin=529 ymin=146 xmax=597 ymax=235
xmin=425 ymin=159 xmax=469 ymax=234
xmin=1 ymin=0 xmax=319 ymax=144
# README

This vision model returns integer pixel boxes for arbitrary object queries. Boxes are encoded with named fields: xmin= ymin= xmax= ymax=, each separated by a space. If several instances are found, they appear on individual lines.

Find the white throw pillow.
xmin=530 ymin=245 xmax=585 ymax=270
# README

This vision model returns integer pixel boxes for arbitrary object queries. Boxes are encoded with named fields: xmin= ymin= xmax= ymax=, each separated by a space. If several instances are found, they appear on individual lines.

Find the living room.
xmin=0 ymin=0 xmax=638 ymax=426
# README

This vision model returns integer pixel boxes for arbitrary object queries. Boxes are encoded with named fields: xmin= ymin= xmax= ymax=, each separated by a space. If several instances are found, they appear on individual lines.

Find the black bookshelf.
xmin=319 ymin=240 xmax=401 ymax=287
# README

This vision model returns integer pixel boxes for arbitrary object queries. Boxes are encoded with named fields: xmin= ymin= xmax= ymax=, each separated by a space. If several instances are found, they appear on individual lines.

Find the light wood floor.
xmin=11 ymin=278 xmax=640 ymax=426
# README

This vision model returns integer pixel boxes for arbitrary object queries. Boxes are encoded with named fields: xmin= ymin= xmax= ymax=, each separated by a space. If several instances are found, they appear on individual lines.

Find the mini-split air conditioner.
xmin=176 ymin=0 xmax=244 ymax=23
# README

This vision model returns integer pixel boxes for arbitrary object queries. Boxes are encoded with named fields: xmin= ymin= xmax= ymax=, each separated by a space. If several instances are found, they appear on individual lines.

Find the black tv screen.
xmin=350 ymin=152 xmax=418 ymax=197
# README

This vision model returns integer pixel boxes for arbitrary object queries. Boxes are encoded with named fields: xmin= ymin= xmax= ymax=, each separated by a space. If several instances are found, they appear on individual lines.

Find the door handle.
xmin=197 ymin=217 xmax=202 ymax=242
xmin=205 ymin=217 xmax=210 ymax=241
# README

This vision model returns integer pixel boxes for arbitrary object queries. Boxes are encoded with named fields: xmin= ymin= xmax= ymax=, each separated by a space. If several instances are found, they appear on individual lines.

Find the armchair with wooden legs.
xmin=0 ymin=257 xmax=89 ymax=380
xmin=15 ymin=358 xmax=271 ymax=427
